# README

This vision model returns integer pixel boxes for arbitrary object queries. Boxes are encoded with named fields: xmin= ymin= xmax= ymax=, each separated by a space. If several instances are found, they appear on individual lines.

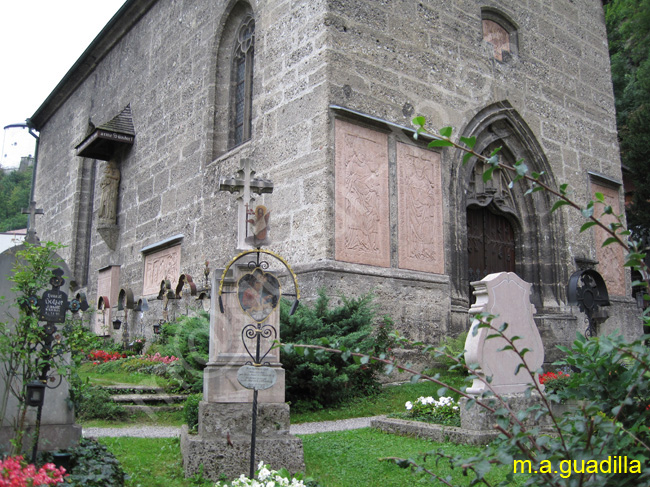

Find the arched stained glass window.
xmin=232 ymin=16 xmax=255 ymax=147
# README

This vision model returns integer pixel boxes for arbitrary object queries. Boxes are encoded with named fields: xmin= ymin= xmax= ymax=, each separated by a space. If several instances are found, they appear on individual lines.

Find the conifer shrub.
xmin=280 ymin=290 xmax=392 ymax=412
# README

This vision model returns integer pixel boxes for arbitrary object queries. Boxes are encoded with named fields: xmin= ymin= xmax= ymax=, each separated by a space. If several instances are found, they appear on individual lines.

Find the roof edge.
xmin=29 ymin=0 xmax=158 ymax=130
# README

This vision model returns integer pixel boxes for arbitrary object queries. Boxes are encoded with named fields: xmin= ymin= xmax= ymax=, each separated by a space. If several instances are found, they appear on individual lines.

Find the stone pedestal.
xmin=459 ymin=392 xmax=553 ymax=444
xmin=181 ymin=403 xmax=304 ymax=481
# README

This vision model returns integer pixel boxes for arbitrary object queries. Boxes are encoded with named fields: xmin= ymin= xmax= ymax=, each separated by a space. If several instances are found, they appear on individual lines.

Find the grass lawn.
xmin=98 ymin=429 xmax=526 ymax=487
xmin=80 ymin=364 xmax=470 ymax=426
xmin=291 ymin=370 xmax=469 ymax=424
xmin=98 ymin=437 xmax=213 ymax=487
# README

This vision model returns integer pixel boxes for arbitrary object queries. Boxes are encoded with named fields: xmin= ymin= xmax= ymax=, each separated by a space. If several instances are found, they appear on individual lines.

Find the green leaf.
xmin=594 ymin=192 xmax=605 ymax=202
xmin=489 ymin=146 xmax=502 ymax=157
xmin=581 ymin=207 xmax=594 ymax=218
xmin=428 ymin=139 xmax=454 ymax=148
xmin=551 ymin=200 xmax=571 ymax=212
xmin=412 ymin=116 xmax=426 ymax=127
xmin=439 ymin=126 xmax=453 ymax=137
xmin=602 ymin=237 xmax=618 ymax=247
xmin=559 ymin=183 xmax=569 ymax=195
xmin=482 ymin=166 xmax=495 ymax=183
xmin=580 ymin=221 xmax=598 ymax=232
xmin=462 ymin=152 xmax=473 ymax=165
xmin=460 ymin=136 xmax=476 ymax=149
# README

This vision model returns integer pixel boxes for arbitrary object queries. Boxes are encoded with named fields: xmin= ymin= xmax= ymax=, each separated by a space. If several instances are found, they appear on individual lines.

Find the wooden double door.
xmin=467 ymin=207 xmax=516 ymax=289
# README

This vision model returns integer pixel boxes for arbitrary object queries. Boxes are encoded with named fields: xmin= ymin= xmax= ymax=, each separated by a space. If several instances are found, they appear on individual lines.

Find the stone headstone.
xmin=0 ymin=245 xmax=81 ymax=453
xmin=464 ymin=272 xmax=544 ymax=395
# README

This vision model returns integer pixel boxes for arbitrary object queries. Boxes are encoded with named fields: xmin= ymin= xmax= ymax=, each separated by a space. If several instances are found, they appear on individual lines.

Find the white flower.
xmin=258 ymin=467 xmax=271 ymax=481
xmin=405 ymin=401 xmax=413 ymax=410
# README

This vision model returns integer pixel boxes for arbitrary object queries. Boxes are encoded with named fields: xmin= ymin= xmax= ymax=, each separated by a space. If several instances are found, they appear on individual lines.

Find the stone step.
xmin=121 ymin=404 xmax=184 ymax=414
xmin=102 ymin=384 xmax=165 ymax=395
xmin=110 ymin=393 xmax=187 ymax=404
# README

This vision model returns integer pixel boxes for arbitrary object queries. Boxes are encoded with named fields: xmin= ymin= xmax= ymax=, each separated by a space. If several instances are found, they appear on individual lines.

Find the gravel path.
xmin=82 ymin=416 xmax=385 ymax=438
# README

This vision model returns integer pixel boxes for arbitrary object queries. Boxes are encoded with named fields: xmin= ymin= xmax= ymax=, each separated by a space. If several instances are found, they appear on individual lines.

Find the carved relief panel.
xmin=397 ymin=143 xmax=444 ymax=274
xmin=591 ymin=181 xmax=626 ymax=296
xmin=142 ymin=245 xmax=182 ymax=296
xmin=335 ymin=120 xmax=390 ymax=267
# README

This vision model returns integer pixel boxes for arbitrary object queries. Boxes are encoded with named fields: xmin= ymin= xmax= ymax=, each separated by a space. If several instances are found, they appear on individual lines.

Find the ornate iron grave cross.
xmin=567 ymin=269 xmax=610 ymax=337
xmin=27 ymin=267 xmax=88 ymax=461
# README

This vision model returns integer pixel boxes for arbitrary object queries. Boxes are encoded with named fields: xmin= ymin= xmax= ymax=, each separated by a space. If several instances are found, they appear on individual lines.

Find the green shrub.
xmin=72 ymin=383 xmax=126 ymax=421
xmin=148 ymin=313 xmax=209 ymax=393
xmin=280 ymin=290 xmax=391 ymax=412
xmin=41 ymin=438 xmax=127 ymax=487
xmin=184 ymin=393 xmax=202 ymax=432
xmin=430 ymin=330 xmax=468 ymax=370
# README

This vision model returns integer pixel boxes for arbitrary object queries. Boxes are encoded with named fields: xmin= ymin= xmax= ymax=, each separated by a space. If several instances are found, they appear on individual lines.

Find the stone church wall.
xmin=30 ymin=0 xmax=637 ymax=355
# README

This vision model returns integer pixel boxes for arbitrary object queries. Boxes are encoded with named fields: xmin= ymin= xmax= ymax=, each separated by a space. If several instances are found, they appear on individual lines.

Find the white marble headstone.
xmin=464 ymin=272 xmax=544 ymax=395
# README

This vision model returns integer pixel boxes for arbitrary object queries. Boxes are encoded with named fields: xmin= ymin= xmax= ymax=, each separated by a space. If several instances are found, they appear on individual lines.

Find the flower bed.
xmin=399 ymin=395 xmax=461 ymax=427
xmin=215 ymin=462 xmax=318 ymax=486
xmin=0 ymin=456 xmax=67 ymax=487
xmin=88 ymin=350 xmax=127 ymax=364
xmin=540 ymin=370 xmax=572 ymax=394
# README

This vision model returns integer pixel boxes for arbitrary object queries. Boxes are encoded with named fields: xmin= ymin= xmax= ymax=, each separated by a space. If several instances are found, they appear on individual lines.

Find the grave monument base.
xmin=0 ymin=424 xmax=82 ymax=454
xmin=181 ymin=402 xmax=304 ymax=481
xmin=460 ymin=392 xmax=555 ymax=442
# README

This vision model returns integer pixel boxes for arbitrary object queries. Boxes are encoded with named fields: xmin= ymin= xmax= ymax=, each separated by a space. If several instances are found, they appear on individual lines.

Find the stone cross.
xmin=218 ymin=158 xmax=273 ymax=250
xmin=22 ymin=201 xmax=44 ymax=244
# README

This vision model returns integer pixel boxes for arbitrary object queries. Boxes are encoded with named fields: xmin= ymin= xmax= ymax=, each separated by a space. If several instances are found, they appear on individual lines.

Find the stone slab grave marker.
xmin=460 ymin=272 xmax=545 ymax=440
xmin=465 ymin=272 xmax=544 ymax=395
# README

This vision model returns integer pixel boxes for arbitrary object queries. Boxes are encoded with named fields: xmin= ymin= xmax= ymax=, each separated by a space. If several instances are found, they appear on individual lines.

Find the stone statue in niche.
xmin=245 ymin=204 xmax=271 ymax=247
xmin=98 ymin=160 xmax=120 ymax=225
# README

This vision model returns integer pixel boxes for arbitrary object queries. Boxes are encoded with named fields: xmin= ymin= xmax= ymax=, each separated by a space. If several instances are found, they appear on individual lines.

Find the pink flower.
xmin=0 ymin=456 xmax=66 ymax=487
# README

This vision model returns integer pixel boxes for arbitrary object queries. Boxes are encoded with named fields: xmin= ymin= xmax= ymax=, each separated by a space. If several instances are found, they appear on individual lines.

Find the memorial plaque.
xmin=38 ymin=289 xmax=68 ymax=323
xmin=237 ymin=365 xmax=277 ymax=391
xmin=591 ymin=181 xmax=625 ymax=296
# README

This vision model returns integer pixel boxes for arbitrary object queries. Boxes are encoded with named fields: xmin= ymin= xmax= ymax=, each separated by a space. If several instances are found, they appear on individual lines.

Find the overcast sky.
xmin=0 ymin=0 xmax=127 ymax=168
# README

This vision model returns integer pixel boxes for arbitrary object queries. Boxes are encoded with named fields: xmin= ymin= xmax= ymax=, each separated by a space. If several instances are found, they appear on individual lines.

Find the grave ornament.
xmin=567 ymin=269 xmax=610 ymax=337
xmin=27 ymin=268 xmax=88 ymax=461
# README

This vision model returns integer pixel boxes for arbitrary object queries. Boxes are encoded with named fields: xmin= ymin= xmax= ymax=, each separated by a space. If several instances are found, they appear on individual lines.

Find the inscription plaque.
xmin=39 ymin=289 xmax=68 ymax=323
xmin=237 ymin=365 xmax=277 ymax=391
